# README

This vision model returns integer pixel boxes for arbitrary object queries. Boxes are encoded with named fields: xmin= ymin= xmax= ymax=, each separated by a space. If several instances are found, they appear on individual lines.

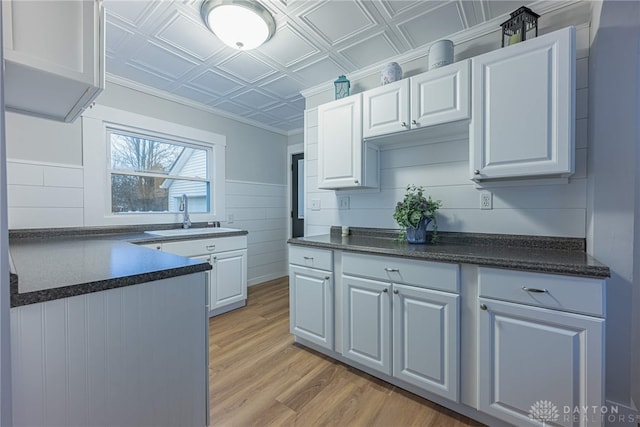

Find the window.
xmin=82 ymin=105 xmax=226 ymax=226
xmin=108 ymin=130 xmax=211 ymax=214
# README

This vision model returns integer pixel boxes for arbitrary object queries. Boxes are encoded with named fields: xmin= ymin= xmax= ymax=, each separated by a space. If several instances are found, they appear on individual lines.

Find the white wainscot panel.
xmin=10 ymin=275 xmax=208 ymax=427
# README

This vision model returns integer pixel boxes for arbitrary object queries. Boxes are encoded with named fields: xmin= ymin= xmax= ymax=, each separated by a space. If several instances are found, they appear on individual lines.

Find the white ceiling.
xmin=104 ymin=0 xmax=535 ymax=134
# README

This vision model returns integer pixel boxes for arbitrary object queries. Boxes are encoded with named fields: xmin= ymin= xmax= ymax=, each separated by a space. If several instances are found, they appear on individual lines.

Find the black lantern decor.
xmin=334 ymin=75 xmax=350 ymax=100
xmin=500 ymin=6 xmax=540 ymax=47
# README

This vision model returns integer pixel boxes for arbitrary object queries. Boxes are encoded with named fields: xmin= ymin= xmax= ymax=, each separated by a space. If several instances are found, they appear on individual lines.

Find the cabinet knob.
xmin=480 ymin=303 xmax=487 ymax=310
xmin=213 ymin=256 xmax=217 ymax=262
xmin=325 ymin=276 xmax=330 ymax=280
xmin=354 ymin=179 xmax=359 ymax=184
xmin=393 ymin=289 xmax=399 ymax=294
xmin=401 ymin=122 xmax=408 ymax=127
xmin=411 ymin=119 xmax=417 ymax=125
xmin=474 ymin=170 xmax=480 ymax=175
xmin=155 ymin=246 xmax=161 ymax=250
xmin=383 ymin=288 xmax=388 ymax=293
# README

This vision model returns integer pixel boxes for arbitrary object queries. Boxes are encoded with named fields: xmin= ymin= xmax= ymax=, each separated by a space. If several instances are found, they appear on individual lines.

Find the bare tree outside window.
xmin=109 ymin=131 xmax=210 ymax=213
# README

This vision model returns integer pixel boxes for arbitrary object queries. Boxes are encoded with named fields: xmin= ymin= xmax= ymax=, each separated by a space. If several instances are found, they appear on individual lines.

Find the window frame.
xmin=82 ymin=105 xmax=226 ymax=226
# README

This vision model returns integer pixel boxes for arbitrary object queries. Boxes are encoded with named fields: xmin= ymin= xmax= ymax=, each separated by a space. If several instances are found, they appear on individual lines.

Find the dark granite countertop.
xmin=9 ymin=224 xmax=248 ymax=308
xmin=288 ymin=228 xmax=610 ymax=279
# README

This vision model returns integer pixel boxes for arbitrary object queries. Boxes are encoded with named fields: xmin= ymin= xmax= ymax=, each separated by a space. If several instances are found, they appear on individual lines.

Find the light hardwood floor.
xmin=209 ymin=277 xmax=484 ymax=427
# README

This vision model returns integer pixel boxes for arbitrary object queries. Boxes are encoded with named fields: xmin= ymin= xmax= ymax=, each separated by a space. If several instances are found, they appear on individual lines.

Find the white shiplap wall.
xmin=7 ymin=160 xmax=84 ymax=229
xmin=225 ymin=180 xmax=287 ymax=286
xmin=304 ymin=26 xmax=590 ymax=239
xmin=6 ymin=167 xmax=287 ymax=286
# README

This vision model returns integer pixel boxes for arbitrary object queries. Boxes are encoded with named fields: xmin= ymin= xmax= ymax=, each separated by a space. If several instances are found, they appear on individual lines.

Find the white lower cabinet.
xmin=287 ymin=244 xmax=607 ymax=427
xmin=342 ymin=275 xmax=391 ymax=374
xmin=288 ymin=246 xmax=334 ymax=350
xmin=341 ymin=252 xmax=460 ymax=401
xmin=148 ymin=235 xmax=248 ymax=317
xmin=210 ymin=249 xmax=247 ymax=311
xmin=478 ymin=268 xmax=605 ymax=427
xmin=289 ymin=265 xmax=334 ymax=350
xmin=392 ymin=283 xmax=459 ymax=401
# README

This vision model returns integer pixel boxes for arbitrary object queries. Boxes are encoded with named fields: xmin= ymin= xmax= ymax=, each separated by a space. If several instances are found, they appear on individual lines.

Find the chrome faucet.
xmin=179 ymin=194 xmax=191 ymax=229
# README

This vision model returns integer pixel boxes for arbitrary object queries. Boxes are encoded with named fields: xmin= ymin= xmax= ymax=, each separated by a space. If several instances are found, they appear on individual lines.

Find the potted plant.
xmin=393 ymin=184 xmax=442 ymax=244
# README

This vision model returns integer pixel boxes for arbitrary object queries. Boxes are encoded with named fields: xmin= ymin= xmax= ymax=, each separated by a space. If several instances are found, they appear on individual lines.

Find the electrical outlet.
xmin=227 ymin=213 xmax=234 ymax=223
xmin=310 ymin=199 xmax=321 ymax=210
xmin=480 ymin=191 xmax=492 ymax=210
xmin=338 ymin=195 xmax=350 ymax=210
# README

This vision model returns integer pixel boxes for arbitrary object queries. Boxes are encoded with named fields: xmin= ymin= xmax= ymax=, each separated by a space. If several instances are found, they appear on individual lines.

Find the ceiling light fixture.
xmin=201 ymin=0 xmax=276 ymax=50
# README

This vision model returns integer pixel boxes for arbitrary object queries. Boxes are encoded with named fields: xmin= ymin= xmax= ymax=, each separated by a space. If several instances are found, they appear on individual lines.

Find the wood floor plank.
xmin=209 ymin=278 xmax=485 ymax=427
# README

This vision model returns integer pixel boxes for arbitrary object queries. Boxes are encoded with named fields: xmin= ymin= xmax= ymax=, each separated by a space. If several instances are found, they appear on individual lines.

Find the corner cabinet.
xmin=317 ymin=94 xmax=379 ymax=189
xmin=470 ymin=27 xmax=575 ymax=181
xmin=363 ymin=60 xmax=470 ymax=139
xmin=288 ymin=246 xmax=334 ymax=350
xmin=2 ymin=0 xmax=105 ymax=122
xmin=477 ymin=268 xmax=604 ymax=427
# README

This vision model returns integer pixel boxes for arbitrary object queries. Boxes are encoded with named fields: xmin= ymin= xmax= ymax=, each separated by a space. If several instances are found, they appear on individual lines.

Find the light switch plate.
xmin=310 ymin=199 xmax=321 ymax=210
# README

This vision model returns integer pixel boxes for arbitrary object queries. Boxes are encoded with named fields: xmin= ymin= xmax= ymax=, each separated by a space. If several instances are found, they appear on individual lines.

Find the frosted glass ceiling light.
xmin=201 ymin=0 xmax=275 ymax=50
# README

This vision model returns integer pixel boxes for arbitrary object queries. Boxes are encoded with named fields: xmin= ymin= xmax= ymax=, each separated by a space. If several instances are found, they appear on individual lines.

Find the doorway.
xmin=291 ymin=153 xmax=304 ymax=238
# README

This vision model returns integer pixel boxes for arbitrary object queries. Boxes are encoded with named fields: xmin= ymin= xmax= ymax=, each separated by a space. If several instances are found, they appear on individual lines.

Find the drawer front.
xmin=289 ymin=245 xmax=333 ymax=271
xmin=478 ymin=267 xmax=605 ymax=317
xmin=342 ymin=252 xmax=459 ymax=293
xmin=162 ymin=236 xmax=247 ymax=257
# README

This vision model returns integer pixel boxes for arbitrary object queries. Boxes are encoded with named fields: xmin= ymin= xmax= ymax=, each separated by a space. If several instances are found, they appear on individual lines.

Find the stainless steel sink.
xmin=144 ymin=227 xmax=240 ymax=237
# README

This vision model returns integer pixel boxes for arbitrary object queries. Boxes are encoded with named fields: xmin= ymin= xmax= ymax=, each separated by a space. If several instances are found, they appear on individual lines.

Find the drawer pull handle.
xmin=383 ymin=288 xmax=388 ymax=293
xmin=522 ymin=286 xmax=548 ymax=293
xmin=303 ymin=256 xmax=314 ymax=260
xmin=384 ymin=268 xmax=399 ymax=273
xmin=480 ymin=303 xmax=487 ymax=310
xmin=206 ymin=245 xmax=216 ymax=251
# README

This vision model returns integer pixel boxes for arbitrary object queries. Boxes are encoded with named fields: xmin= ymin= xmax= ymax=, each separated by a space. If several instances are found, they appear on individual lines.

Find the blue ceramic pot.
xmin=406 ymin=217 xmax=431 ymax=244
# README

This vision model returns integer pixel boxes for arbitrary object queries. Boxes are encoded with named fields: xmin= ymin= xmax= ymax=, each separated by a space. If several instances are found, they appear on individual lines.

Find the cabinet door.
xmin=470 ymin=27 xmax=575 ymax=180
xmin=478 ymin=298 xmax=604 ymax=427
xmin=289 ymin=265 xmax=333 ymax=350
xmin=362 ymin=79 xmax=410 ymax=138
xmin=342 ymin=275 xmax=391 ymax=375
xmin=393 ymin=284 xmax=459 ymax=401
xmin=2 ymin=0 xmax=104 ymax=122
xmin=317 ymin=95 xmax=363 ymax=189
xmin=410 ymin=60 xmax=470 ymax=129
xmin=210 ymin=250 xmax=247 ymax=310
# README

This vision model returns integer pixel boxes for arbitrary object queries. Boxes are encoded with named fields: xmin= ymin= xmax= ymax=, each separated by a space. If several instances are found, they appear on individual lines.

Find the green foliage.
xmin=393 ymin=185 xmax=442 ymax=243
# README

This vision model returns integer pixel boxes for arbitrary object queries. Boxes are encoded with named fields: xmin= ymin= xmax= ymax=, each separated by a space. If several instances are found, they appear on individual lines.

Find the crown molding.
xmin=300 ymin=0 xmax=583 ymax=99
xmin=105 ymin=73 xmax=292 ymax=136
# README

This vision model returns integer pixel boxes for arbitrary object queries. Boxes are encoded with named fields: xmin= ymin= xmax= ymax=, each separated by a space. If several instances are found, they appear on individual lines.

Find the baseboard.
xmin=248 ymin=271 xmax=287 ymax=287
xmin=604 ymin=399 xmax=639 ymax=426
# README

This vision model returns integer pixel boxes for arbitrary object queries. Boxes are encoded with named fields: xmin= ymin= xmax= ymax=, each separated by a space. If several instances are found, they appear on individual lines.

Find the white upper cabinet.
xmin=363 ymin=60 xmax=470 ymax=139
xmin=362 ymin=79 xmax=410 ymax=138
xmin=317 ymin=94 xmax=379 ymax=189
xmin=470 ymin=27 xmax=575 ymax=181
xmin=2 ymin=0 xmax=104 ymax=122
